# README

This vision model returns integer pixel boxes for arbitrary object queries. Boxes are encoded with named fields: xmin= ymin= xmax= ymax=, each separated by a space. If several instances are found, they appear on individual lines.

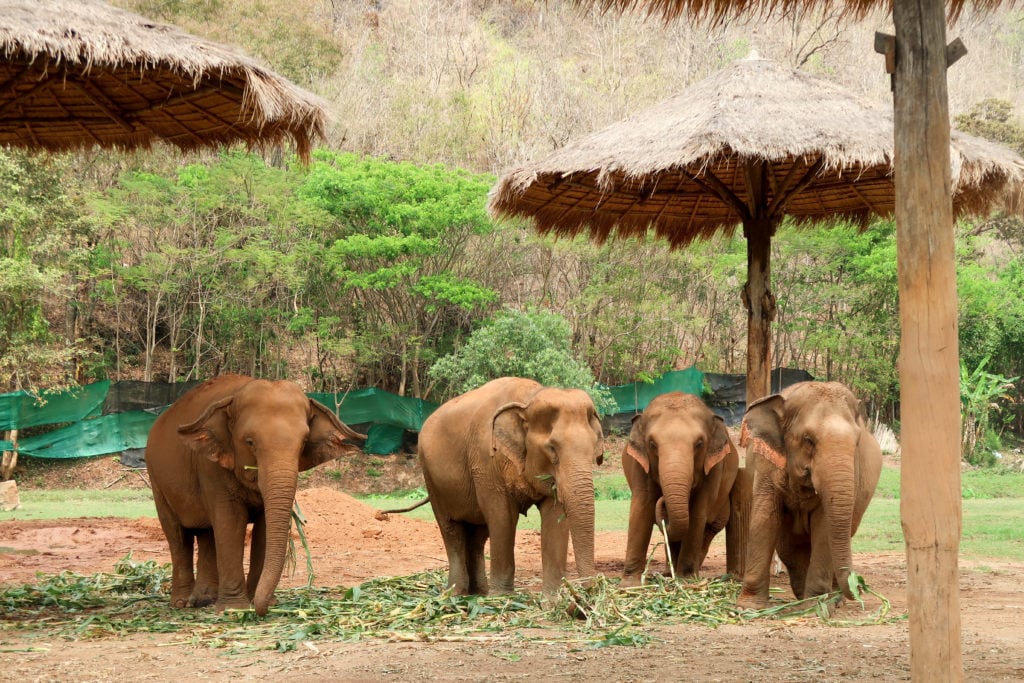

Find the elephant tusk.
xmin=243 ymin=465 xmax=259 ymax=471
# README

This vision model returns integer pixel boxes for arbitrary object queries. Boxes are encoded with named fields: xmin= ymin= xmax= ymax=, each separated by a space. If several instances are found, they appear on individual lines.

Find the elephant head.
xmin=178 ymin=379 xmax=364 ymax=615
xmin=740 ymin=381 xmax=872 ymax=598
xmin=491 ymin=387 xmax=604 ymax=579
xmin=625 ymin=392 xmax=732 ymax=543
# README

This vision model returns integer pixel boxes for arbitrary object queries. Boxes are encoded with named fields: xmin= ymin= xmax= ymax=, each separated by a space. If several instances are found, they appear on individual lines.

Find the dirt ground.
xmin=2 ymin=455 xmax=1024 ymax=681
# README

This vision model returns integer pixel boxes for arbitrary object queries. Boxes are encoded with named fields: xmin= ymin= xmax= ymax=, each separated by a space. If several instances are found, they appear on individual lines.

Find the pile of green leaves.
xmin=0 ymin=555 xmax=897 ymax=654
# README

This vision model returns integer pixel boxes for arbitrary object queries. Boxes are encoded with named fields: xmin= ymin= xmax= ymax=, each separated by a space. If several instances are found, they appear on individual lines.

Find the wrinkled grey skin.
xmin=736 ymin=381 xmax=882 ymax=608
xmin=418 ymin=377 xmax=604 ymax=596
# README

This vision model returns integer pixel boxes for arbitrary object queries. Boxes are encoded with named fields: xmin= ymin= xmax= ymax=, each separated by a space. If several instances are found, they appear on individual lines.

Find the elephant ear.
xmin=178 ymin=395 xmax=235 ymax=470
xmin=492 ymin=401 xmax=528 ymax=475
xmin=299 ymin=399 xmax=367 ymax=472
xmin=740 ymin=393 xmax=787 ymax=470
xmin=589 ymin=412 xmax=605 ymax=466
xmin=704 ymin=415 xmax=734 ymax=475
xmin=625 ymin=413 xmax=650 ymax=474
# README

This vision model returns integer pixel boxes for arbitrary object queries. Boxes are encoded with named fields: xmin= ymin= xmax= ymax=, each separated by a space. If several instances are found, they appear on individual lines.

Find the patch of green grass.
xmin=594 ymin=473 xmax=630 ymax=501
xmin=0 ymin=489 xmax=156 ymax=521
xmin=871 ymin=465 xmax=1024 ymax=500
xmin=874 ymin=468 xmax=901 ymax=499
xmin=853 ymin=497 xmax=1024 ymax=562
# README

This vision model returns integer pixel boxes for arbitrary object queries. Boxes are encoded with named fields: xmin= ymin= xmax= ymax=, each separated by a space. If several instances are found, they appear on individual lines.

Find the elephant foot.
xmin=619 ymin=573 xmax=642 ymax=588
xmin=736 ymin=589 xmax=769 ymax=610
xmin=186 ymin=585 xmax=217 ymax=608
xmin=169 ymin=595 xmax=191 ymax=609
xmin=216 ymin=595 xmax=252 ymax=612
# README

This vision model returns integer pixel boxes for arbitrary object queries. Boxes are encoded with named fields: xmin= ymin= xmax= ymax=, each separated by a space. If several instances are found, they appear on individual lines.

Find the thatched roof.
xmin=0 ymin=0 xmax=328 ymax=159
xmin=581 ymin=0 xmax=998 ymax=23
xmin=489 ymin=57 xmax=1024 ymax=247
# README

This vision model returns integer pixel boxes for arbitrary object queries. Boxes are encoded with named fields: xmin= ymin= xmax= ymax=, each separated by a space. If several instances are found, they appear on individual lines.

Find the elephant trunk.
xmin=254 ymin=469 xmax=299 ymax=616
xmin=561 ymin=472 xmax=596 ymax=578
xmin=815 ymin=448 xmax=857 ymax=599
xmin=659 ymin=457 xmax=693 ymax=543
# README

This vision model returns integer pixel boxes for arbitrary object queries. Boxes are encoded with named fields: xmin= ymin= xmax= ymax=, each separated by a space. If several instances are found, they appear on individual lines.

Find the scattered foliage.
xmin=0 ymin=556 xmax=897 ymax=654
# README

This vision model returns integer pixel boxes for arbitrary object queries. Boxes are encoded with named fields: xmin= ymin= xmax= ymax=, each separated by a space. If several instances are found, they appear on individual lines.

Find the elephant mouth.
xmin=796 ymin=482 xmax=818 ymax=502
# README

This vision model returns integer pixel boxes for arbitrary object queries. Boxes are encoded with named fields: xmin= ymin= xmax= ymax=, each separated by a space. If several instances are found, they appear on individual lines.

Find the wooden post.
xmin=743 ymin=218 xmax=775 ymax=406
xmin=891 ymin=0 xmax=963 ymax=678
xmin=1 ymin=429 xmax=18 ymax=481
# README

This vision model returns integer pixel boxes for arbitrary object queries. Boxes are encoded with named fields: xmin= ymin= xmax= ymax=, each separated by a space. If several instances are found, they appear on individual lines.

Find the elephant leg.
xmin=725 ymin=468 xmax=753 ymax=578
xmin=246 ymin=515 xmax=267 ymax=601
xmin=435 ymin=515 xmax=473 ymax=595
xmin=485 ymin=506 xmax=518 ymax=595
xmin=666 ymin=540 xmax=683 ymax=575
xmin=189 ymin=529 xmax=218 ymax=607
xmin=700 ymin=509 xmax=729 ymax=571
xmin=465 ymin=524 xmax=490 ymax=595
xmin=539 ymin=498 xmax=570 ymax=595
xmin=153 ymin=490 xmax=195 ymax=609
xmin=211 ymin=506 xmax=250 ymax=611
xmin=777 ymin=523 xmax=811 ymax=600
xmin=622 ymin=490 xmax=656 ymax=587
xmin=737 ymin=473 xmax=782 ymax=609
xmin=802 ymin=509 xmax=836 ymax=599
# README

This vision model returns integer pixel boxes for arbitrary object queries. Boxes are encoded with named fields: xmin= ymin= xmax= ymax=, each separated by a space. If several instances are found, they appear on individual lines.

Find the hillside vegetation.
xmin=3 ymin=0 xmax=1024 ymax=461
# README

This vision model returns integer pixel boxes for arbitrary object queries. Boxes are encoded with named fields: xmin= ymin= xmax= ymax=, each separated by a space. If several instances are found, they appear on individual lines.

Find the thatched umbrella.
xmin=490 ymin=55 xmax=1024 ymax=405
xmin=0 ymin=0 xmax=328 ymax=159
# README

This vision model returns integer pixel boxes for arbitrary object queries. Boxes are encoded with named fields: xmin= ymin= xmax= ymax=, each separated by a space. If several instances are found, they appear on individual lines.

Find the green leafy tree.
xmin=299 ymin=152 xmax=499 ymax=396
xmin=960 ymin=356 xmax=1018 ymax=466
xmin=429 ymin=307 xmax=617 ymax=415
xmin=0 ymin=150 xmax=93 ymax=391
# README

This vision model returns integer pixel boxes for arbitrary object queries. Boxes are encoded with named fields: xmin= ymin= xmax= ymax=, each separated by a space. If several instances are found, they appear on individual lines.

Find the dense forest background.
xmin=4 ymin=0 xmax=1024 ymax=460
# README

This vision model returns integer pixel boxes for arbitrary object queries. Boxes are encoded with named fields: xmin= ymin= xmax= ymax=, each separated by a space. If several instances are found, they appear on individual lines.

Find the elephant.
xmin=145 ymin=374 xmax=365 ymax=616
xmin=736 ymin=381 xmax=882 ymax=608
xmin=418 ymin=376 xmax=604 ymax=596
xmin=620 ymin=392 xmax=740 ymax=587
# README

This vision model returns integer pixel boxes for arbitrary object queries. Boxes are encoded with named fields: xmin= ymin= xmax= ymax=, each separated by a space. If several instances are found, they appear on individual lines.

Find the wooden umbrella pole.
xmin=742 ymin=217 xmax=776 ymax=405
xmin=891 ymin=0 xmax=964 ymax=678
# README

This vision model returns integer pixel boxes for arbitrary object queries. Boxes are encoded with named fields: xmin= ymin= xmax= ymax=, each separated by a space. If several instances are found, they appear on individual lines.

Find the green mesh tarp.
xmin=3 ymin=368 xmax=708 ymax=459
xmin=310 ymin=388 xmax=439 ymax=455
xmin=603 ymin=367 xmax=705 ymax=414
xmin=0 ymin=380 xmax=109 ymax=431
xmin=18 ymin=411 xmax=158 ymax=459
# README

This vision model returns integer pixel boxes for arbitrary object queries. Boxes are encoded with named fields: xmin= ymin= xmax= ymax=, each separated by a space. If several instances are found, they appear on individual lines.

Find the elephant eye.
xmin=803 ymin=435 xmax=816 ymax=450
xmin=245 ymin=437 xmax=256 ymax=450
xmin=695 ymin=438 xmax=705 ymax=451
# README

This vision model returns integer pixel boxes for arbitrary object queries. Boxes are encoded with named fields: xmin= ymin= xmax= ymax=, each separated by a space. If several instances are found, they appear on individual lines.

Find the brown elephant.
xmin=145 ymin=374 xmax=364 ymax=615
xmin=419 ymin=377 xmax=604 ymax=595
xmin=620 ymin=392 xmax=739 ymax=587
xmin=736 ymin=381 xmax=882 ymax=608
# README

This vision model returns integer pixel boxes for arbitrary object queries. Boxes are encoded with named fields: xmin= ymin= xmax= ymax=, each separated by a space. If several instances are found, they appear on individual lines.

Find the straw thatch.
xmin=581 ymin=0 xmax=997 ymax=23
xmin=489 ymin=57 xmax=1024 ymax=247
xmin=0 ymin=0 xmax=328 ymax=159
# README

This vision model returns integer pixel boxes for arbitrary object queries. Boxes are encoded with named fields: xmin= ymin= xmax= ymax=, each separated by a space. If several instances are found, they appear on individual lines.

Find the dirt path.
xmin=2 ymin=486 xmax=1023 ymax=681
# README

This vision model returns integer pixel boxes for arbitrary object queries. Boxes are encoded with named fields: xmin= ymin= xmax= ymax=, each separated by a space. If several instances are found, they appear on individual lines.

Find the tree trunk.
xmin=892 ymin=1 xmax=963 ymax=678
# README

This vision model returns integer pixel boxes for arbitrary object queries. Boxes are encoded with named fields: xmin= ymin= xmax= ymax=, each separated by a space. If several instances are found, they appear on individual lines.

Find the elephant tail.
xmin=375 ymin=496 xmax=430 ymax=519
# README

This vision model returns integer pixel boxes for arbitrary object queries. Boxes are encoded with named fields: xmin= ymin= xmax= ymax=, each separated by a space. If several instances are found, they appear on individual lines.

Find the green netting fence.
xmin=0 ymin=368 xmax=706 ymax=460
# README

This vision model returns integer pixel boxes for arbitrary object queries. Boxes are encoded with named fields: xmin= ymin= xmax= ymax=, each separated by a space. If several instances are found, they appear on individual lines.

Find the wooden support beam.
xmin=888 ymin=1 xmax=964 ymax=679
